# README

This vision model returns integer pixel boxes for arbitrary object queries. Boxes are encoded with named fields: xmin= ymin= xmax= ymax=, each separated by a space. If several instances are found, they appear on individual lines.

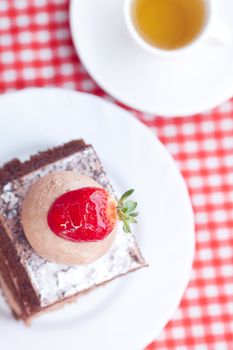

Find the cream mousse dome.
xmin=21 ymin=171 xmax=117 ymax=265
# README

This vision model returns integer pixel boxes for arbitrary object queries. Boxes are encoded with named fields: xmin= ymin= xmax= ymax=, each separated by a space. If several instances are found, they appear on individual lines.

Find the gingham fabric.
xmin=0 ymin=1 xmax=232 ymax=349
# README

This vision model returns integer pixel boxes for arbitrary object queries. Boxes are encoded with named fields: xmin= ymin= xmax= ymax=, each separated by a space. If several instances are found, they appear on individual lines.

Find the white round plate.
xmin=70 ymin=0 xmax=233 ymax=116
xmin=0 ymin=88 xmax=194 ymax=350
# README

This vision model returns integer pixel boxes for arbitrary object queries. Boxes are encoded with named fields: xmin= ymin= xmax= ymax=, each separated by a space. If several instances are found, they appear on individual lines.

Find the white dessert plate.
xmin=70 ymin=0 xmax=233 ymax=116
xmin=0 ymin=88 xmax=195 ymax=350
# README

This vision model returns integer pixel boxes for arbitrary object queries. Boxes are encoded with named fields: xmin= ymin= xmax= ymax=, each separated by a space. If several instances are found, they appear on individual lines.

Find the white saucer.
xmin=0 ymin=88 xmax=194 ymax=350
xmin=70 ymin=0 xmax=233 ymax=116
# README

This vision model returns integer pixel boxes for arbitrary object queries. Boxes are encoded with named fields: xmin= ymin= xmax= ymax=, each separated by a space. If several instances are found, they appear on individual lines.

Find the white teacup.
xmin=124 ymin=0 xmax=229 ymax=56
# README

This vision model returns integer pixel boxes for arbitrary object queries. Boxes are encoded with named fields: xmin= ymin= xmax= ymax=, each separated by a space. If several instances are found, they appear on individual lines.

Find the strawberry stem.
xmin=117 ymin=189 xmax=138 ymax=233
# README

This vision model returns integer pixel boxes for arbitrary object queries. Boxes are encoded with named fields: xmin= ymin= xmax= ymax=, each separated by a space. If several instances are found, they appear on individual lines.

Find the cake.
xmin=0 ymin=140 xmax=146 ymax=325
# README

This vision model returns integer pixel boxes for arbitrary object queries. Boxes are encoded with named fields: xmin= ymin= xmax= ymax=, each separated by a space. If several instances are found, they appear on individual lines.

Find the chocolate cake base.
xmin=0 ymin=140 xmax=147 ymax=325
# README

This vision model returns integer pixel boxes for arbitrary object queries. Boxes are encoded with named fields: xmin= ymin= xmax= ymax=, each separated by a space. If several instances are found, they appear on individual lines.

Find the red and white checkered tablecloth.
xmin=0 ymin=1 xmax=232 ymax=349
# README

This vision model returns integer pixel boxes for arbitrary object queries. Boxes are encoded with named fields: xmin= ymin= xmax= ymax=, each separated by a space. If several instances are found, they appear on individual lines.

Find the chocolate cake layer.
xmin=0 ymin=140 xmax=146 ymax=324
xmin=0 ymin=220 xmax=41 ymax=321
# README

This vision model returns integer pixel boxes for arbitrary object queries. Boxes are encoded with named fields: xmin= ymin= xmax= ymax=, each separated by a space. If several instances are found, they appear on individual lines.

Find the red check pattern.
xmin=0 ymin=1 xmax=232 ymax=349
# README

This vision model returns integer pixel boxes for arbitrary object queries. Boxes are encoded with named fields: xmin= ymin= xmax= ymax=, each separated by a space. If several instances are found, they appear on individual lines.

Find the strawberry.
xmin=47 ymin=187 xmax=138 ymax=243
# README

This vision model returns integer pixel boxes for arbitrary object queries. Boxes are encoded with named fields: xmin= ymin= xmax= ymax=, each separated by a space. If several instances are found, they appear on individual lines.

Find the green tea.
xmin=132 ymin=0 xmax=207 ymax=50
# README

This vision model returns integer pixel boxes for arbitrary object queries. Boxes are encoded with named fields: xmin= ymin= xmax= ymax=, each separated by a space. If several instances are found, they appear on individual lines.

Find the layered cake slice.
xmin=0 ymin=140 xmax=146 ymax=325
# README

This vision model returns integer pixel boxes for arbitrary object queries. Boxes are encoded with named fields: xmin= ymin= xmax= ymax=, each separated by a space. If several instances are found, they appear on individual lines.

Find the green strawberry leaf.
xmin=117 ymin=189 xmax=138 ymax=234
xmin=128 ymin=216 xmax=137 ymax=224
xmin=129 ymin=212 xmax=139 ymax=217
xmin=125 ymin=200 xmax=137 ymax=213
xmin=123 ymin=219 xmax=131 ymax=233
xmin=118 ymin=189 xmax=134 ymax=206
